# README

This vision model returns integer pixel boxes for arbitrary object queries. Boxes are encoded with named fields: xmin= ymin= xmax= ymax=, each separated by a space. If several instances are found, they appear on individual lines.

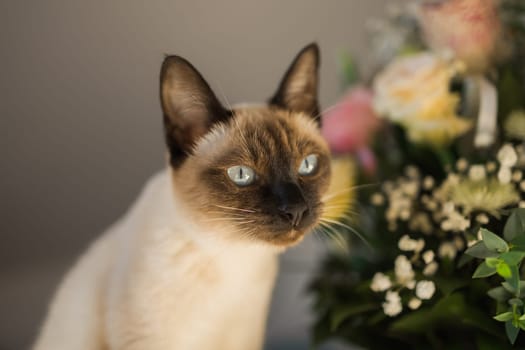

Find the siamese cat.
xmin=34 ymin=43 xmax=331 ymax=350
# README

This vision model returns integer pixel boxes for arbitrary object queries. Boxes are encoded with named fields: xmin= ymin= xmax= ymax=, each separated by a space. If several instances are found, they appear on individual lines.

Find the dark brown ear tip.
xmin=301 ymin=42 xmax=320 ymax=62
xmin=303 ymin=42 xmax=319 ymax=53
xmin=161 ymin=55 xmax=192 ymax=71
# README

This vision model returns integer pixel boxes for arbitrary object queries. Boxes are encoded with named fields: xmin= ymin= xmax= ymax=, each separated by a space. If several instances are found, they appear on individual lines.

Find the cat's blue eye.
xmin=227 ymin=165 xmax=256 ymax=186
xmin=298 ymin=154 xmax=318 ymax=176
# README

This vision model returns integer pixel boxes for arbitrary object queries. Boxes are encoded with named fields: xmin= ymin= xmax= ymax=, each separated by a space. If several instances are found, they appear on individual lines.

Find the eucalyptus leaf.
xmin=509 ymin=298 xmax=523 ymax=307
xmin=504 ymin=209 xmax=525 ymax=241
xmin=487 ymin=286 xmax=512 ymax=302
xmin=511 ymin=235 xmax=525 ymax=250
xmin=473 ymin=262 xmax=497 ymax=279
xmin=481 ymin=228 xmax=509 ymax=253
xmin=486 ymin=257 xmax=501 ymax=268
xmin=457 ymin=253 xmax=475 ymax=268
xmin=503 ymin=282 xmax=517 ymax=294
xmin=465 ymin=241 xmax=499 ymax=258
xmin=506 ymin=320 xmax=520 ymax=345
xmin=500 ymin=251 xmax=525 ymax=266
xmin=507 ymin=265 xmax=521 ymax=295
xmin=497 ymin=262 xmax=513 ymax=279
xmin=494 ymin=312 xmax=514 ymax=322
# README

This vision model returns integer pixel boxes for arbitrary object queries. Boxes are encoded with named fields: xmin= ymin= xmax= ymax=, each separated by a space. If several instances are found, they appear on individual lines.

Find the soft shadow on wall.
xmin=1 ymin=1 xmax=384 ymax=349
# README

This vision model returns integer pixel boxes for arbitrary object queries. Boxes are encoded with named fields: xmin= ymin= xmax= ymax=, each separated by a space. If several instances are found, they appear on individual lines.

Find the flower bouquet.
xmin=311 ymin=0 xmax=525 ymax=348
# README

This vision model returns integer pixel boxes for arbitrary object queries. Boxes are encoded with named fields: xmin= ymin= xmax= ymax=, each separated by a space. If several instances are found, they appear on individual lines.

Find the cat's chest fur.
xmin=105 ymin=171 xmax=280 ymax=349
xmin=35 ymin=170 xmax=279 ymax=350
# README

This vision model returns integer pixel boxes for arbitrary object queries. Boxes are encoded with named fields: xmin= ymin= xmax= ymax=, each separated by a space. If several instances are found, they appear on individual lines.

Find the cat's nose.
xmin=273 ymin=181 xmax=308 ymax=228
xmin=278 ymin=203 xmax=308 ymax=228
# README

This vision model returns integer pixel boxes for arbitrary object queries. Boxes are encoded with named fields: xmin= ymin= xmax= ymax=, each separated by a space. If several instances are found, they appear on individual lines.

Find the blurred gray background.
xmin=1 ymin=1 xmax=384 ymax=349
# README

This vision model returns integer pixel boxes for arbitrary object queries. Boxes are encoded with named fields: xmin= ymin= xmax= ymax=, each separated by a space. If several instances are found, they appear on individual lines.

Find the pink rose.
xmin=322 ymin=87 xmax=380 ymax=174
xmin=419 ymin=0 xmax=501 ymax=73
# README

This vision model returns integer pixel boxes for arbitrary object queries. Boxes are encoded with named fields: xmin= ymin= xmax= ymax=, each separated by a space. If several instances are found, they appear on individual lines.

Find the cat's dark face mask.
xmin=160 ymin=43 xmax=332 ymax=247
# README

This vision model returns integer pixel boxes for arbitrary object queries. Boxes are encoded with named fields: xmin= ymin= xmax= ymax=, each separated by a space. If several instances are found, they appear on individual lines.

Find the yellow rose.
xmin=373 ymin=52 xmax=472 ymax=147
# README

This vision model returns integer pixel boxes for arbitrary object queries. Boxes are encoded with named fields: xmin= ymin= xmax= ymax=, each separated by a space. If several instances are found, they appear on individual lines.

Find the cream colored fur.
xmin=33 ymin=169 xmax=280 ymax=350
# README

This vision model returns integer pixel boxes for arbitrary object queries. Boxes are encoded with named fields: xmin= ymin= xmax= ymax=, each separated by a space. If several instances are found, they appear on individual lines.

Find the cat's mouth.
xmin=256 ymin=209 xmax=321 ymax=246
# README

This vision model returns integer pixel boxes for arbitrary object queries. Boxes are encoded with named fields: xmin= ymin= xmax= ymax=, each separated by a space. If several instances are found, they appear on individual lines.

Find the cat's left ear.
xmin=160 ymin=55 xmax=230 ymax=167
xmin=269 ymin=43 xmax=320 ymax=120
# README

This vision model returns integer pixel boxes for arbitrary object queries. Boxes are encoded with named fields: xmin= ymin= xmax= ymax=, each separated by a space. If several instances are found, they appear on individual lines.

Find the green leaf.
xmin=457 ymin=253 xmax=475 ymax=268
xmin=465 ymin=241 xmax=499 ymax=258
xmin=506 ymin=320 xmax=520 ymax=344
xmin=504 ymin=209 xmax=525 ymax=241
xmin=511 ymin=235 xmax=525 ymax=250
xmin=509 ymin=298 xmax=523 ymax=307
xmin=473 ymin=261 xmax=497 ymax=278
xmin=503 ymin=282 xmax=517 ymax=294
xmin=519 ymin=320 xmax=525 ymax=331
xmin=507 ymin=264 xmax=521 ymax=294
xmin=338 ymin=51 xmax=359 ymax=87
xmin=486 ymin=257 xmax=501 ymax=268
xmin=488 ymin=286 xmax=512 ymax=302
xmin=330 ymin=303 xmax=377 ymax=331
xmin=481 ymin=228 xmax=509 ymax=253
xmin=495 ymin=311 xmax=514 ymax=322
xmin=497 ymin=262 xmax=513 ymax=279
xmin=390 ymin=293 xmax=501 ymax=337
xmin=500 ymin=251 xmax=525 ymax=266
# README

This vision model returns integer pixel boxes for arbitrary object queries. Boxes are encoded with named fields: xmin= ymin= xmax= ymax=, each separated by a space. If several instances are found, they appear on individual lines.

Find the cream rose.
xmin=373 ymin=52 xmax=472 ymax=147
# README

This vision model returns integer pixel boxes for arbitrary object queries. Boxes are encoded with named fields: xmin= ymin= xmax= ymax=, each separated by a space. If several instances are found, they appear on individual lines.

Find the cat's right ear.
xmin=160 ymin=56 xmax=229 ymax=167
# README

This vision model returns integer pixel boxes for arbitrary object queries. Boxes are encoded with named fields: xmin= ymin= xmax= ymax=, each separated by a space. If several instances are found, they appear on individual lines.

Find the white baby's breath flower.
xmin=400 ymin=209 xmax=411 ymax=220
xmin=423 ymin=176 xmax=435 ymax=190
xmin=441 ymin=209 xmax=470 ymax=232
xmin=415 ymin=280 xmax=436 ymax=300
xmin=382 ymin=290 xmax=403 ymax=317
xmin=398 ymin=235 xmax=425 ymax=252
xmin=477 ymin=229 xmax=483 ymax=241
xmin=486 ymin=162 xmax=497 ymax=172
xmin=414 ymin=239 xmax=425 ymax=253
xmin=370 ymin=272 xmax=392 ymax=292
xmin=406 ymin=280 xmax=416 ymax=290
xmin=468 ymin=165 xmax=486 ymax=181
xmin=475 ymin=213 xmax=489 ymax=224
xmin=422 ymin=250 xmax=435 ymax=264
xmin=401 ymin=181 xmax=419 ymax=197
xmin=498 ymin=144 xmax=518 ymax=167
xmin=498 ymin=166 xmax=512 ymax=184
xmin=423 ymin=261 xmax=439 ymax=276
xmin=405 ymin=166 xmax=420 ymax=179
xmin=520 ymin=201 xmax=525 ymax=208
xmin=439 ymin=242 xmax=457 ymax=260
xmin=453 ymin=236 xmax=465 ymax=250
xmin=442 ymin=201 xmax=455 ymax=214
xmin=467 ymin=239 xmax=478 ymax=247
xmin=408 ymin=297 xmax=422 ymax=310
xmin=409 ymin=213 xmax=433 ymax=235
xmin=371 ymin=193 xmax=385 ymax=206
xmin=395 ymin=255 xmax=415 ymax=284
xmin=513 ymin=170 xmax=523 ymax=182
xmin=456 ymin=158 xmax=468 ymax=171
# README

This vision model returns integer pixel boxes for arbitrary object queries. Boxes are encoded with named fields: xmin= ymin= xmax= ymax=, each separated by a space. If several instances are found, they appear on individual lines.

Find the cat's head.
xmin=160 ymin=43 xmax=331 ymax=247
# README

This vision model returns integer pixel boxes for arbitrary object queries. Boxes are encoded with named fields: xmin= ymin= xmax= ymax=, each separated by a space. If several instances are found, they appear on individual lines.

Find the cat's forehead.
xmin=231 ymin=106 xmax=321 ymax=144
xmin=194 ymin=105 xmax=326 ymax=160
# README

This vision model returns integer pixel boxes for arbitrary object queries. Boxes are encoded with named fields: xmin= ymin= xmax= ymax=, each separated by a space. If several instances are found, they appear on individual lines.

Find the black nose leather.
xmin=278 ymin=203 xmax=308 ymax=227
xmin=273 ymin=182 xmax=308 ymax=227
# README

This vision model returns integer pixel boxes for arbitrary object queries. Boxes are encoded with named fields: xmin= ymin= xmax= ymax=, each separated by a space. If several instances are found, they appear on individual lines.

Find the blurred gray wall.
xmin=1 ymin=1 xmax=384 ymax=349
